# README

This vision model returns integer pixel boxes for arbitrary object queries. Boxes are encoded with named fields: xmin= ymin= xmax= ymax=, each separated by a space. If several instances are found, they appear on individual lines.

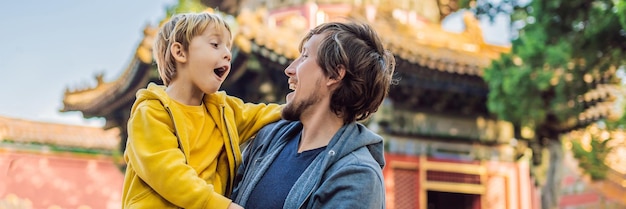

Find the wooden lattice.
xmin=393 ymin=168 xmax=419 ymax=209
xmin=426 ymin=170 xmax=481 ymax=184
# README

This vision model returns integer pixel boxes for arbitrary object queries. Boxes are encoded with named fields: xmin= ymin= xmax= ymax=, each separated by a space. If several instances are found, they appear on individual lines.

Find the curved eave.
xmin=235 ymin=8 xmax=510 ymax=77
xmin=61 ymin=56 xmax=152 ymax=118
xmin=62 ymin=21 xmax=252 ymax=119
xmin=61 ymin=26 xmax=157 ymax=118
xmin=557 ymin=84 xmax=617 ymax=132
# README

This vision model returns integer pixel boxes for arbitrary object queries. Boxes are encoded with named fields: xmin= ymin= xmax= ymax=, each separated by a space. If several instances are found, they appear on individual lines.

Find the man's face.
xmin=282 ymin=34 xmax=329 ymax=121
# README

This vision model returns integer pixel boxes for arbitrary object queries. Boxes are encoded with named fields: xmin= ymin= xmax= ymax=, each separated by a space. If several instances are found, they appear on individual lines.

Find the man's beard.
xmin=282 ymin=93 xmax=320 ymax=121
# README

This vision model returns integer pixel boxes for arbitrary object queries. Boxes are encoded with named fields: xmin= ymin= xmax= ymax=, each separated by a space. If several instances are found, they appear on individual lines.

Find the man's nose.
xmin=284 ymin=61 xmax=296 ymax=76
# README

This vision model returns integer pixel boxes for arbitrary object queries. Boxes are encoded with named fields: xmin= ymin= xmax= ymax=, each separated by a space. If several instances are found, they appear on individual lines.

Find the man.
xmin=232 ymin=21 xmax=396 ymax=209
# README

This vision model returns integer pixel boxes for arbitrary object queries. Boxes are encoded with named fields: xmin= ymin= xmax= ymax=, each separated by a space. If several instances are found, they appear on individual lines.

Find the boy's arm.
xmin=126 ymin=101 xmax=232 ymax=209
xmin=224 ymin=96 xmax=282 ymax=143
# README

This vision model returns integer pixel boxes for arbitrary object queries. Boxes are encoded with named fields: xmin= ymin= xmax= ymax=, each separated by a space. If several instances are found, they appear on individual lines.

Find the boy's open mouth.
xmin=214 ymin=67 xmax=227 ymax=78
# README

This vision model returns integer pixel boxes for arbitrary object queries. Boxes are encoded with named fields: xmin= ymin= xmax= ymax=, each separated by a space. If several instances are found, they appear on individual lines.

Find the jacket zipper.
xmin=165 ymin=105 xmax=186 ymax=209
xmin=165 ymin=106 xmax=187 ymax=164
xmin=298 ymin=151 xmax=328 ymax=208
xmin=222 ymin=105 xmax=238 ymax=195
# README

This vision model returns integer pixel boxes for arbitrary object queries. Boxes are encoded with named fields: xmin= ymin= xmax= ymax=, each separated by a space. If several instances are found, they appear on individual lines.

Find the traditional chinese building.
xmin=0 ymin=116 xmax=122 ymax=209
xmin=61 ymin=0 xmax=623 ymax=208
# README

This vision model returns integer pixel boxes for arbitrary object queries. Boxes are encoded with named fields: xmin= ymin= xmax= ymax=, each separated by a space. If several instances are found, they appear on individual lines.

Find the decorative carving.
xmin=95 ymin=73 xmax=104 ymax=86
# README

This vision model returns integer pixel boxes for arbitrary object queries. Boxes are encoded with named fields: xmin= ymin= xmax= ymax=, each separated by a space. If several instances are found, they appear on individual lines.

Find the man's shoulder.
xmin=260 ymin=120 xmax=295 ymax=129
xmin=259 ymin=120 xmax=298 ymax=134
xmin=254 ymin=120 xmax=300 ymax=143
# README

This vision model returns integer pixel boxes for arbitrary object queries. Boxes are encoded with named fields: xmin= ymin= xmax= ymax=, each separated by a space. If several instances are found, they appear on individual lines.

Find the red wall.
xmin=0 ymin=151 xmax=124 ymax=209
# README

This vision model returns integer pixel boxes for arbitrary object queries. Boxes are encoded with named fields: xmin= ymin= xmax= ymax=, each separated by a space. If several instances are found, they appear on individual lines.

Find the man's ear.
xmin=171 ymin=42 xmax=187 ymax=63
xmin=327 ymin=65 xmax=346 ymax=86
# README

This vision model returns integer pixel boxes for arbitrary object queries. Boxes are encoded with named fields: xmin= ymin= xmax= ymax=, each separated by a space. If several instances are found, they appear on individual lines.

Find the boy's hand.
xmin=228 ymin=203 xmax=244 ymax=209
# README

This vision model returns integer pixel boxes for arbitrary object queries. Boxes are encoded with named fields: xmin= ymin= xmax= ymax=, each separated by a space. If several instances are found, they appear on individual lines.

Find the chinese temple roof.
xmin=236 ymin=7 xmax=510 ymax=77
xmin=62 ymin=5 xmax=510 ymax=117
xmin=61 ymin=3 xmax=614 ymax=135
xmin=61 ymin=26 xmax=156 ymax=123
xmin=0 ymin=116 xmax=120 ymax=151
xmin=554 ymin=84 xmax=618 ymax=132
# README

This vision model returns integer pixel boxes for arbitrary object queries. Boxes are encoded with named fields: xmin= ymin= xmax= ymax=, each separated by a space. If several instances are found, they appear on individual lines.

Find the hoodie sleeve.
xmin=126 ymin=100 xmax=232 ymax=209
xmin=224 ymin=96 xmax=283 ymax=144
xmin=311 ymin=163 xmax=385 ymax=209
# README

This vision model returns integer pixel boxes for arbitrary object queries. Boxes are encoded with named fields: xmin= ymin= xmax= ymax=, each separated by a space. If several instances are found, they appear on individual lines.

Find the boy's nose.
xmin=224 ymin=49 xmax=232 ymax=62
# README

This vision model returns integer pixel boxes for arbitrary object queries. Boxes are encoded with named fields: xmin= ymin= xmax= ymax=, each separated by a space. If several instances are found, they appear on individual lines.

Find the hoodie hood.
xmin=131 ymin=83 xmax=168 ymax=113
xmin=232 ymin=120 xmax=386 ymax=208
xmin=130 ymin=82 xmax=230 ymax=165
xmin=285 ymin=121 xmax=386 ymax=208
xmin=131 ymin=83 xmax=228 ymax=115
xmin=324 ymin=122 xmax=385 ymax=168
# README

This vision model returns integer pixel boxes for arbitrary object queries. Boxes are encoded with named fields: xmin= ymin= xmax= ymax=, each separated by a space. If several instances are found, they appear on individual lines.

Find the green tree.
xmin=570 ymin=129 xmax=613 ymax=180
xmin=462 ymin=0 xmax=626 ymax=208
xmin=618 ymin=0 xmax=626 ymax=29
xmin=482 ymin=0 xmax=625 ymax=133
xmin=165 ymin=0 xmax=207 ymax=17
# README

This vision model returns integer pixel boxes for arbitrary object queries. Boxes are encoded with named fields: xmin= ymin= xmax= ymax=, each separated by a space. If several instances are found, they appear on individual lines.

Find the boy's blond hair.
xmin=153 ymin=12 xmax=232 ymax=86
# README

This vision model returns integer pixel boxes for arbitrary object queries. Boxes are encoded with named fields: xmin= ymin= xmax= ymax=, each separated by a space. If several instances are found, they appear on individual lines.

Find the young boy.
xmin=121 ymin=12 xmax=281 ymax=209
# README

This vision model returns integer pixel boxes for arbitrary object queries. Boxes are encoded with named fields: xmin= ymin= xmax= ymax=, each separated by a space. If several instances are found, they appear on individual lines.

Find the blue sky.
xmin=0 ymin=0 xmax=176 ymax=126
xmin=0 ymin=1 xmax=509 ymax=127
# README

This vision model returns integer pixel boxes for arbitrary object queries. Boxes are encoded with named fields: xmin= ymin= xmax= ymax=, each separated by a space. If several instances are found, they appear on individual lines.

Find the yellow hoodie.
xmin=122 ymin=83 xmax=282 ymax=209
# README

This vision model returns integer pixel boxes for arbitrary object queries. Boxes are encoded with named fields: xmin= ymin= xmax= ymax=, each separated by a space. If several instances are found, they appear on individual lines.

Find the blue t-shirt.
xmin=245 ymin=133 xmax=326 ymax=209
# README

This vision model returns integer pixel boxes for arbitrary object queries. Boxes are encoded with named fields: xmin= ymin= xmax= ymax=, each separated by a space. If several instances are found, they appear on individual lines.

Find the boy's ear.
xmin=171 ymin=42 xmax=187 ymax=63
xmin=326 ymin=65 xmax=346 ymax=86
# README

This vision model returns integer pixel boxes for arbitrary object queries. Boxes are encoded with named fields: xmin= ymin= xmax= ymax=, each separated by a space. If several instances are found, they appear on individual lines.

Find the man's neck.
xmin=298 ymin=109 xmax=344 ymax=153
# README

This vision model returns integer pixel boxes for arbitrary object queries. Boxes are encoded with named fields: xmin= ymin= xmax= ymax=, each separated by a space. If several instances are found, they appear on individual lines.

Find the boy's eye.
xmin=211 ymin=43 xmax=219 ymax=47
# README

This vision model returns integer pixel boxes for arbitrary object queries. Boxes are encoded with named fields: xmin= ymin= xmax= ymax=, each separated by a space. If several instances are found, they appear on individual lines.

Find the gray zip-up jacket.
xmin=232 ymin=120 xmax=386 ymax=209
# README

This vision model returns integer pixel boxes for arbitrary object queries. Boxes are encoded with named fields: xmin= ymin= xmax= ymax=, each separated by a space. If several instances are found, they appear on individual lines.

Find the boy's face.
xmin=185 ymin=25 xmax=232 ymax=95
xmin=282 ymin=33 xmax=329 ymax=121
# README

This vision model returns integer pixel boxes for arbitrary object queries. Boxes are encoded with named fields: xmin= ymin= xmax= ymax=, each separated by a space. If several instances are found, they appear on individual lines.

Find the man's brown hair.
xmin=300 ymin=21 xmax=396 ymax=124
